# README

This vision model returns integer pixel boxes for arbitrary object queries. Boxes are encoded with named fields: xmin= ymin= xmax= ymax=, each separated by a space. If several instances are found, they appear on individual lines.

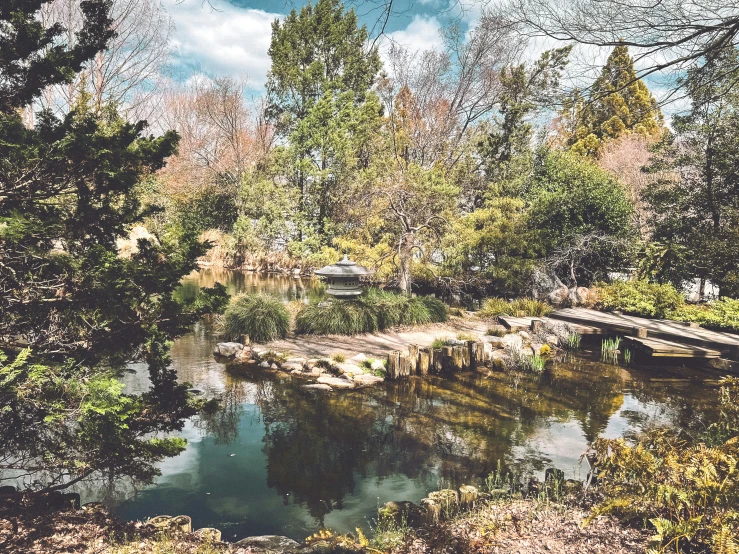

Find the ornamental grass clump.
xmin=479 ymin=297 xmax=553 ymax=318
xmin=295 ymin=288 xmax=447 ymax=336
xmin=222 ymin=293 xmax=290 ymax=343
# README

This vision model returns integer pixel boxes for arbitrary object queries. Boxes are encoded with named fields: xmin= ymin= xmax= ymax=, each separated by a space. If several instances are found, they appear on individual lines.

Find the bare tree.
xmin=378 ymin=14 xmax=525 ymax=174
xmin=39 ymin=0 xmax=173 ymax=120
xmin=598 ymin=134 xmax=659 ymax=239
xmin=503 ymin=0 xmax=739 ymax=101
xmin=157 ymin=77 xmax=273 ymax=204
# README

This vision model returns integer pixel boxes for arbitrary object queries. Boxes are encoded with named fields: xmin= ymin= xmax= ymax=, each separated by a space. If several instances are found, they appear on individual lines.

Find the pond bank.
xmin=1 ymin=493 xmax=648 ymax=554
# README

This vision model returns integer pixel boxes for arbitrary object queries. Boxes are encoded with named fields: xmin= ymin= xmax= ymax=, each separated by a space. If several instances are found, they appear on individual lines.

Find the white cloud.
xmin=382 ymin=15 xmax=444 ymax=55
xmin=164 ymin=0 xmax=280 ymax=89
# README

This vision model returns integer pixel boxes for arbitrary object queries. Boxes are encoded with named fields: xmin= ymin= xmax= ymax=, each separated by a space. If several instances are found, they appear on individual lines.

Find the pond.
xmin=85 ymin=268 xmax=726 ymax=542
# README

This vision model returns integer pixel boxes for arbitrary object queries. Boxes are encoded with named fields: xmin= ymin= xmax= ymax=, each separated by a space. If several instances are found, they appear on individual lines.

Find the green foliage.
xmin=486 ymin=327 xmax=507 ymax=337
xmin=266 ymin=0 xmax=381 ymax=133
xmin=528 ymin=151 xmax=635 ymax=285
xmin=672 ymin=298 xmax=739 ymax=333
xmin=565 ymin=44 xmax=663 ymax=156
xmin=565 ymin=333 xmax=582 ymax=350
xmin=0 ymin=349 xmax=192 ymax=488
xmin=0 ymin=1 xmax=212 ymax=493
xmin=643 ymin=47 xmax=739 ymax=296
xmin=295 ymin=289 xmax=447 ymax=335
xmin=331 ymin=353 xmax=346 ymax=363
xmin=479 ymin=297 xmax=553 ymax=318
xmin=588 ymin=378 xmax=739 ymax=552
xmin=445 ymin=197 xmax=538 ymax=296
xmin=185 ymin=283 xmax=230 ymax=317
xmin=222 ymin=294 xmax=290 ymax=343
xmin=508 ymin=346 xmax=546 ymax=373
xmin=594 ymin=280 xmax=685 ymax=318
xmin=0 ymin=0 xmax=114 ymax=112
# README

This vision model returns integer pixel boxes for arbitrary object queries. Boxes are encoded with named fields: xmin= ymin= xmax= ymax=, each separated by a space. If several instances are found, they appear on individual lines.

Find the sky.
xmin=159 ymin=0 xmax=685 ymax=115
xmin=161 ymin=0 xmax=483 ymax=95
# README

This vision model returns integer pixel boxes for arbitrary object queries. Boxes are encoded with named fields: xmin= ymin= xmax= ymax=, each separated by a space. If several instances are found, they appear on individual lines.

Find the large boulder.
xmin=353 ymin=374 xmax=384 ymax=387
xmin=501 ymin=334 xmax=523 ymax=349
xmin=548 ymin=286 xmax=570 ymax=306
xmin=214 ymin=342 xmax=244 ymax=358
xmin=570 ymin=286 xmax=591 ymax=306
xmin=335 ymin=362 xmax=364 ymax=376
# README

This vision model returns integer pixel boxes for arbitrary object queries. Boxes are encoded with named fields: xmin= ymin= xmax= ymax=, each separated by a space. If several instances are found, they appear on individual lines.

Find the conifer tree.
xmin=567 ymin=44 xmax=663 ymax=156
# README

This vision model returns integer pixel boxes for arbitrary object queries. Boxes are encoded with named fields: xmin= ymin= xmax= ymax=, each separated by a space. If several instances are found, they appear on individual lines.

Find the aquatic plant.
xmin=565 ymin=332 xmax=582 ymax=350
xmin=222 ymin=293 xmax=290 ymax=343
xmin=588 ymin=377 xmax=739 ymax=553
xmin=508 ymin=346 xmax=546 ymax=373
xmin=601 ymin=337 xmax=622 ymax=364
xmin=623 ymin=348 xmax=632 ymax=365
xmin=295 ymin=289 xmax=447 ymax=335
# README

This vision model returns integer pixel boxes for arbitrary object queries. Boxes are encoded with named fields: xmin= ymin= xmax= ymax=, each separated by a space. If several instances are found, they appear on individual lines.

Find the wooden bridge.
xmin=547 ymin=308 xmax=739 ymax=360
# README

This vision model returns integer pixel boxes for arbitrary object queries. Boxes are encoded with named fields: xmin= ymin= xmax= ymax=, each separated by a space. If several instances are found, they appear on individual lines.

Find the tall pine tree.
xmin=567 ymin=44 xmax=663 ymax=156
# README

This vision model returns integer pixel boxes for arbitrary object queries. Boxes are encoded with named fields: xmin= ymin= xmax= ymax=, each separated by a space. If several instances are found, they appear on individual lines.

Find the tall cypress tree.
xmin=0 ymin=1 xmax=222 ymax=493
xmin=567 ymin=44 xmax=663 ymax=156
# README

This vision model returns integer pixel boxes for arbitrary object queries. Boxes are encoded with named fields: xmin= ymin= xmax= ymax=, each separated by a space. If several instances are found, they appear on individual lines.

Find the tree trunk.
xmin=398 ymin=232 xmax=414 ymax=295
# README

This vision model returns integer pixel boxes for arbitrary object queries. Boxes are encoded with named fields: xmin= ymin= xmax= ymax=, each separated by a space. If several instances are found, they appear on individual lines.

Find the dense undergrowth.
xmin=222 ymin=293 xmax=290 ymax=343
xmin=594 ymin=281 xmax=739 ymax=332
xmin=295 ymin=288 xmax=447 ymax=335
xmin=588 ymin=376 xmax=739 ymax=553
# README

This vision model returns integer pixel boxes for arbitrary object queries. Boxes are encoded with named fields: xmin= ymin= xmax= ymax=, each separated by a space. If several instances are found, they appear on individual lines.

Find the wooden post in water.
xmin=461 ymin=342 xmax=471 ymax=369
xmin=387 ymin=350 xmax=401 ymax=379
xmin=451 ymin=346 xmax=465 ymax=371
xmin=399 ymin=354 xmax=411 ymax=378
xmin=632 ymin=326 xmax=648 ymax=338
xmin=418 ymin=348 xmax=430 ymax=376
xmin=432 ymin=348 xmax=444 ymax=373
xmin=408 ymin=345 xmax=419 ymax=375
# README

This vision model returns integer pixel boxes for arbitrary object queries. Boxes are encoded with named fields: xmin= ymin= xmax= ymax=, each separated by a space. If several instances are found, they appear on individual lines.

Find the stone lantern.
xmin=315 ymin=255 xmax=374 ymax=298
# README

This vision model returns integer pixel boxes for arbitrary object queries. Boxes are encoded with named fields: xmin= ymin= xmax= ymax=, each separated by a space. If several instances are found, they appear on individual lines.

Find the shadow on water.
xmin=85 ymin=270 xmax=726 ymax=542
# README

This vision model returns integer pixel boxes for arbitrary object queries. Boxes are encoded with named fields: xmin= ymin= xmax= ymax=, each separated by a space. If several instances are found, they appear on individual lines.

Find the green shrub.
xmin=295 ymin=289 xmax=447 ymax=335
xmin=594 ymin=280 xmax=685 ymax=318
xmin=486 ymin=327 xmax=506 ymax=337
xmin=672 ymin=298 xmax=739 ymax=333
xmin=222 ymin=293 xmax=290 ymax=343
xmin=331 ymin=353 xmax=346 ymax=363
xmin=480 ymin=297 xmax=553 ymax=318
xmin=509 ymin=298 xmax=553 ymax=317
xmin=457 ymin=333 xmax=477 ymax=341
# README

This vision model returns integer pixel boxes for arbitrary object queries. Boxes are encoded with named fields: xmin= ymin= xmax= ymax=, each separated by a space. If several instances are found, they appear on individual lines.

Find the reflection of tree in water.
xmin=622 ymin=363 xmax=722 ymax=437
xmin=252 ymin=362 xmax=629 ymax=521
xmin=195 ymin=376 xmax=273 ymax=444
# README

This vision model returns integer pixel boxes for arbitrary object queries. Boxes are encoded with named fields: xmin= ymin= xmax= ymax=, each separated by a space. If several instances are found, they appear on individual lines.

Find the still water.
xmin=95 ymin=269 xmax=724 ymax=542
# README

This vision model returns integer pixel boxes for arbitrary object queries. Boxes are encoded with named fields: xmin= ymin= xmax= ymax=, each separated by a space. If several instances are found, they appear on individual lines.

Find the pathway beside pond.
xmin=261 ymin=315 xmax=490 ymax=358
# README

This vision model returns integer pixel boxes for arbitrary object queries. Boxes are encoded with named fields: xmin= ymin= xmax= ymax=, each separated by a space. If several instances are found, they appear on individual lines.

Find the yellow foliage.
xmin=586 ymin=378 xmax=739 ymax=552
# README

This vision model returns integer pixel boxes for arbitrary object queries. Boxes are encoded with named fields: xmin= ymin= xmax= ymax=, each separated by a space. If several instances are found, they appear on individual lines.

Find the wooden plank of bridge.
xmin=623 ymin=336 xmax=721 ymax=359
xmin=499 ymin=316 xmax=535 ymax=331
xmin=551 ymin=307 xmax=739 ymax=359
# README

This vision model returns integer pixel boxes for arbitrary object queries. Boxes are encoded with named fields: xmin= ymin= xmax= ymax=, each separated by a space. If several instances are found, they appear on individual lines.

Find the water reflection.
xmin=100 ymin=271 xmax=725 ymax=542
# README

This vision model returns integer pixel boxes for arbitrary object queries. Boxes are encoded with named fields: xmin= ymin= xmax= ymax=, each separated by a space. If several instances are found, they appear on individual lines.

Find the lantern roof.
xmin=315 ymin=255 xmax=374 ymax=277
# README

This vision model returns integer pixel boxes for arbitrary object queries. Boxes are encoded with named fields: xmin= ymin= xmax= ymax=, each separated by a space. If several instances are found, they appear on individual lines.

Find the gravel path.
xmin=260 ymin=316 xmax=492 ymax=359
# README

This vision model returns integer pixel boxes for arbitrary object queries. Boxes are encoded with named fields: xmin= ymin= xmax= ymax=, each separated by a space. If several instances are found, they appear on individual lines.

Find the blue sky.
xmin=162 ymin=0 xmax=482 ymax=95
